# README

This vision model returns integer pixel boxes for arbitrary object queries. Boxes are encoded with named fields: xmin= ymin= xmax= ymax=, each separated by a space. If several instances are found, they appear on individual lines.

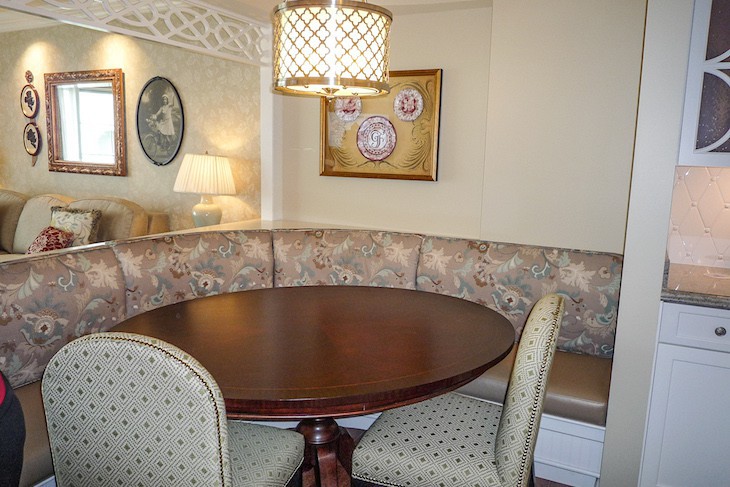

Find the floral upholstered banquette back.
xmin=272 ymin=229 xmax=423 ymax=289
xmin=0 ymin=247 xmax=126 ymax=388
xmin=112 ymin=230 xmax=274 ymax=318
xmin=416 ymin=236 xmax=622 ymax=358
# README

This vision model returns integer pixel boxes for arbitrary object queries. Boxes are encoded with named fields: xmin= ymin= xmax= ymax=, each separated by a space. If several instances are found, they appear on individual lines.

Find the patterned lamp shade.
xmin=272 ymin=0 xmax=392 ymax=97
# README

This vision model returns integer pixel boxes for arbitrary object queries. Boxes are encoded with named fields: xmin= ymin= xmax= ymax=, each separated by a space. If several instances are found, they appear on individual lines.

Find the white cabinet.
xmin=640 ymin=302 xmax=730 ymax=486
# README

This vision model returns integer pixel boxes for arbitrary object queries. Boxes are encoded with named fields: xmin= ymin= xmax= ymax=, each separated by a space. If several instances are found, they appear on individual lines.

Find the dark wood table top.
xmin=113 ymin=286 xmax=514 ymax=420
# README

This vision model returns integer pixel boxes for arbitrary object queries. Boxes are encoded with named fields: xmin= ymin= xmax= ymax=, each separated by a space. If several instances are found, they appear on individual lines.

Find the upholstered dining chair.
xmin=351 ymin=293 xmax=565 ymax=487
xmin=41 ymin=332 xmax=304 ymax=487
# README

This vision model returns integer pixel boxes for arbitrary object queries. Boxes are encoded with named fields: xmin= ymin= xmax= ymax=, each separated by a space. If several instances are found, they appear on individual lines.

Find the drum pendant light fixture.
xmin=272 ymin=0 xmax=393 ymax=97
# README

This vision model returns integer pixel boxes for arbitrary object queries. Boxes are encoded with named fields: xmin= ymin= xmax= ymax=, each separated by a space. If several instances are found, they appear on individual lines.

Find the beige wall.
xmin=483 ymin=0 xmax=645 ymax=252
xmin=273 ymin=7 xmax=494 ymax=239
xmin=0 ymin=24 xmax=261 ymax=230
xmin=270 ymin=1 xmax=645 ymax=254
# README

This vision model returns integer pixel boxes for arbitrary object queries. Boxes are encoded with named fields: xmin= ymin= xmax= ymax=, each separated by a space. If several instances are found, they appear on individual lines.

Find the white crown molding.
xmin=0 ymin=0 xmax=270 ymax=66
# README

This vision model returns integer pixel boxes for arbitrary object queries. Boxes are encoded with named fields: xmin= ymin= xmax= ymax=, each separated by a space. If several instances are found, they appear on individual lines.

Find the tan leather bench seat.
xmin=456 ymin=348 xmax=612 ymax=426
xmin=14 ymin=381 xmax=52 ymax=487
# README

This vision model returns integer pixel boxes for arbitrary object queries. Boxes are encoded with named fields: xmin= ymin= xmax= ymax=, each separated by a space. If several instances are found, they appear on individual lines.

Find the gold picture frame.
xmin=320 ymin=69 xmax=442 ymax=181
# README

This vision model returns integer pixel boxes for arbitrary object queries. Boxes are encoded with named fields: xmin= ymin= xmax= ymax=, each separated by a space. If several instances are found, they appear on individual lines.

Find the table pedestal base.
xmin=297 ymin=418 xmax=354 ymax=487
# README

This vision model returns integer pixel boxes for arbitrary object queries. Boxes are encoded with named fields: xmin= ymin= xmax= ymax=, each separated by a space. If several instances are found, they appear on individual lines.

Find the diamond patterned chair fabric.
xmin=351 ymin=293 xmax=564 ymax=487
xmin=41 ymin=332 xmax=304 ymax=486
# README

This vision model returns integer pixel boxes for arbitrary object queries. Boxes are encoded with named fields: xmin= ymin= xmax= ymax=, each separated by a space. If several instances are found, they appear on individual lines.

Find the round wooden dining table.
xmin=113 ymin=286 xmax=515 ymax=487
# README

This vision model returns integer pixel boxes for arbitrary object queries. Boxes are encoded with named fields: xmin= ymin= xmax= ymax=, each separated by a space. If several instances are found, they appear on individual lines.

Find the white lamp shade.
xmin=173 ymin=153 xmax=236 ymax=195
xmin=272 ymin=0 xmax=392 ymax=97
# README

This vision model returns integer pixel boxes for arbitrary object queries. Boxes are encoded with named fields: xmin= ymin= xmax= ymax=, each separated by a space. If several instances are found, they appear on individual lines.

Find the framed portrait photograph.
xmin=137 ymin=77 xmax=184 ymax=166
xmin=20 ymin=84 xmax=39 ymax=118
xmin=23 ymin=122 xmax=41 ymax=156
xmin=320 ymin=69 xmax=442 ymax=181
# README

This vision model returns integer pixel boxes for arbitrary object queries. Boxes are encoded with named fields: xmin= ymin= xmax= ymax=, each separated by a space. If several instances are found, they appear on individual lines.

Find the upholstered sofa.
xmin=0 ymin=189 xmax=169 ymax=261
xmin=1 ymin=228 xmax=620 ymax=487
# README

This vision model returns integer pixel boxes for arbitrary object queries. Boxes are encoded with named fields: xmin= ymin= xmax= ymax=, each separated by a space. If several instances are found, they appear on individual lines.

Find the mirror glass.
xmin=45 ymin=69 xmax=126 ymax=176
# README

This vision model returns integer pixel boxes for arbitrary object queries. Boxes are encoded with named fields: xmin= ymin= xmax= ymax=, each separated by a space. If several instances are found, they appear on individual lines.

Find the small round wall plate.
xmin=393 ymin=88 xmax=424 ymax=122
xmin=20 ymin=84 xmax=39 ymax=118
xmin=334 ymin=97 xmax=362 ymax=122
xmin=23 ymin=122 xmax=41 ymax=156
xmin=357 ymin=116 xmax=397 ymax=161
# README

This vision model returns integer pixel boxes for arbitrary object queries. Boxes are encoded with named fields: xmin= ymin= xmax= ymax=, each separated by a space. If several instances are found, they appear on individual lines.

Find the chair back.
xmin=495 ymin=293 xmax=564 ymax=486
xmin=42 ymin=332 xmax=232 ymax=486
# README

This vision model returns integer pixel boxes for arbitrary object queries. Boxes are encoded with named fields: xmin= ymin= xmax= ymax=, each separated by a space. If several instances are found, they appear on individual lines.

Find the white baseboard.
xmin=533 ymin=414 xmax=604 ymax=487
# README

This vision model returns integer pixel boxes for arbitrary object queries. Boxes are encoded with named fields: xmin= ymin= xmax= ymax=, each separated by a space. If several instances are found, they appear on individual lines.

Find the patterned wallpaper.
xmin=0 ymin=23 xmax=261 ymax=231
xmin=667 ymin=166 xmax=730 ymax=268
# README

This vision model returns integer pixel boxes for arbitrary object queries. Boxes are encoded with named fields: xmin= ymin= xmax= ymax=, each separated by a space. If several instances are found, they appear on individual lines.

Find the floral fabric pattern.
xmin=0 ymin=247 xmax=126 ymax=388
xmin=111 ymin=231 xmax=274 ymax=318
xmin=1 ymin=229 xmax=623 ymax=391
xmin=416 ymin=236 xmax=622 ymax=357
xmin=273 ymin=230 xmax=423 ymax=289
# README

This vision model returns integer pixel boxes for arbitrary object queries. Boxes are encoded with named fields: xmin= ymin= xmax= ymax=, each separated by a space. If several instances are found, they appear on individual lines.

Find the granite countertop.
xmin=662 ymin=261 xmax=730 ymax=310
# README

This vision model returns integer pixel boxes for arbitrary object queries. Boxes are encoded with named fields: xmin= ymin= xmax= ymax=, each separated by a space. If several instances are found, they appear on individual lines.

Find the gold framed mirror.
xmin=45 ymin=69 xmax=126 ymax=176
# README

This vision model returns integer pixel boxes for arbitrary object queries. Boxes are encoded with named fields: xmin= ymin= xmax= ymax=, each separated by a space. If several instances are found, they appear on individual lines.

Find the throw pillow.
xmin=26 ymin=226 xmax=75 ymax=254
xmin=50 ymin=206 xmax=102 ymax=246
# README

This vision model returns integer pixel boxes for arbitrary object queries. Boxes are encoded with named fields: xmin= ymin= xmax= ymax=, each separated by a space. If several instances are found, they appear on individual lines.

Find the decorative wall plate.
xmin=20 ymin=84 xmax=39 ymax=118
xmin=23 ymin=122 xmax=41 ymax=156
xmin=357 ymin=116 xmax=397 ymax=161
xmin=335 ymin=97 xmax=362 ymax=122
xmin=393 ymin=88 xmax=423 ymax=122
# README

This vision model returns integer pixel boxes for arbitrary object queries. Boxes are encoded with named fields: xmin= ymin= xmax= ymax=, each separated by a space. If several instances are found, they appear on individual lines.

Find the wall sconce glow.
xmin=272 ymin=0 xmax=392 ymax=97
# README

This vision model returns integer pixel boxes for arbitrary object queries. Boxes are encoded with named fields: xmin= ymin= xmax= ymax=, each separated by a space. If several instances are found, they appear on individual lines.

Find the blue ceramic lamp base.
xmin=192 ymin=195 xmax=222 ymax=227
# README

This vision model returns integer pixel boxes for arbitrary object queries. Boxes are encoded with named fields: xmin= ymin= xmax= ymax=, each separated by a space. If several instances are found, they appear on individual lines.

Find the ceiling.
xmin=177 ymin=0 xmax=491 ymax=23
xmin=0 ymin=0 xmax=492 ymax=33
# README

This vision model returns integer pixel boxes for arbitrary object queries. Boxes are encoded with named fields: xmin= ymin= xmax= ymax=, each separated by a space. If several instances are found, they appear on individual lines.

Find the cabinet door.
xmin=641 ymin=343 xmax=730 ymax=486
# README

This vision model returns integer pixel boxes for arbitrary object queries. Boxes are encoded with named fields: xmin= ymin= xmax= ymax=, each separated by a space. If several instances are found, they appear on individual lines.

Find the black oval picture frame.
xmin=136 ymin=77 xmax=184 ymax=166
xmin=23 ymin=122 xmax=41 ymax=156
xmin=20 ymin=84 xmax=39 ymax=118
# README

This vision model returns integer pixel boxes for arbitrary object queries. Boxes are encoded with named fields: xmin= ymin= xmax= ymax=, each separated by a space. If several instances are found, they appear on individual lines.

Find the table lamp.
xmin=173 ymin=153 xmax=236 ymax=227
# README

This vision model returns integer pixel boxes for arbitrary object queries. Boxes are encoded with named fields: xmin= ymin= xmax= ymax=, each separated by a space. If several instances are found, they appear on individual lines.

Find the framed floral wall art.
xmin=320 ymin=69 xmax=442 ymax=181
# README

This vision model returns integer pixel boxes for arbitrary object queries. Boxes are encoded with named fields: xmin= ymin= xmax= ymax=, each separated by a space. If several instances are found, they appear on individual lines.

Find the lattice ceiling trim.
xmin=1 ymin=0 xmax=270 ymax=66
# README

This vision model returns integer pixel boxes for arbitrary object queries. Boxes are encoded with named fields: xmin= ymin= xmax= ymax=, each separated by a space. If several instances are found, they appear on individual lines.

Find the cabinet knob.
xmin=715 ymin=327 xmax=727 ymax=337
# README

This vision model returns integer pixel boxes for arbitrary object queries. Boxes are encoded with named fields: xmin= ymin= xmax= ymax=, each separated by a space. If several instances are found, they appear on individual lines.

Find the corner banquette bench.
xmin=1 ymin=228 xmax=620 ymax=487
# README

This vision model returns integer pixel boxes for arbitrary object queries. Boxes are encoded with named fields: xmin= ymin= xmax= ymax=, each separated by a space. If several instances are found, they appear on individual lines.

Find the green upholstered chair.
xmin=42 ymin=332 xmax=304 ymax=487
xmin=352 ymin=293 xmax=565 ymax=487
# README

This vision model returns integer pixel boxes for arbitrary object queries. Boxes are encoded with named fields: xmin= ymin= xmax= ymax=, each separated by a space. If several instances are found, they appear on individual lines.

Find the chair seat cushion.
xmin=456 ymin=348 xmax=612 ymax=426
xmin=353 ymin=393 xmax=503 ymax=487
xmin=227 ymin=421 xmax=304 ymax=486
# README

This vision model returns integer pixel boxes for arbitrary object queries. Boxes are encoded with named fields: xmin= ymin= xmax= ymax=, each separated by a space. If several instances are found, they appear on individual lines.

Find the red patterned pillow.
xmin=26 ymin=226 xmax=75 ymax=254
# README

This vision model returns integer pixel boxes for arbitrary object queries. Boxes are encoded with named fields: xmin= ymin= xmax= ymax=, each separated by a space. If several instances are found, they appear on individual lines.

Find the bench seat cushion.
xmin=456 ymin=348 xmax=612 ymax=426
xmin=15 ymin=381 xmax=52 ymax=487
